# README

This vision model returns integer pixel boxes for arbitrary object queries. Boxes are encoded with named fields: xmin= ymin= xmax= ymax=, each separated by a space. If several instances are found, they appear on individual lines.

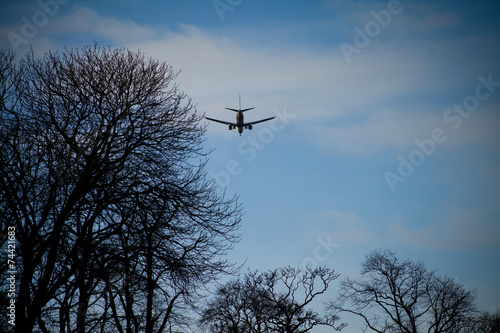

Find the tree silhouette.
xmin=0 ymin=45 xmax=242 ymax=333
xmin=329 ymin=249 xmax=479 ymax=333
xmin=200 ymin=266 xmax=345 ymax=333
xmin=472 ymin=311 xmax=500 ymax=333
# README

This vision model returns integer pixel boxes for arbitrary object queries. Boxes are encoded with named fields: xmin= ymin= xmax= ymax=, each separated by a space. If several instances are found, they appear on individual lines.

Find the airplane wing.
xmin=244 ymin=116 xmax=276 ymax=126
xmin=205 ymin=116 xmax=237 ymax=126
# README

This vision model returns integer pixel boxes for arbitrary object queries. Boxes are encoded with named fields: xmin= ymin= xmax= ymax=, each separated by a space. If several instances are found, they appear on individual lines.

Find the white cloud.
xmin=47 ymin=6 xmax=158 ymax=43
xmin=387 ymin=207 xmax=500 ymax=250
xmin=5 ymin=4 xmax=499 ymax=155
xmin=305 ymin=109 xmax=445 ymax=155
xmin=122 ymin=26 xmax=480 ymax=155
xmin=303 ymin=209 xmax=377 ymax=246
xmin=306 ymin=206 xmax=500 ymax=253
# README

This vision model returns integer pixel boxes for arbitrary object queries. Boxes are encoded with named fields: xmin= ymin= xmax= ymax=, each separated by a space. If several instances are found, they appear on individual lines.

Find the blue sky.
xmin=2 ymin=0 xmax=500 ymax=331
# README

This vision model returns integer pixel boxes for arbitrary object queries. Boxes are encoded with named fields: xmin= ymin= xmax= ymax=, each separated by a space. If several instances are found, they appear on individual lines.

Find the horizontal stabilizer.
xmin=224 ymin=107 xmax=255 ymax=112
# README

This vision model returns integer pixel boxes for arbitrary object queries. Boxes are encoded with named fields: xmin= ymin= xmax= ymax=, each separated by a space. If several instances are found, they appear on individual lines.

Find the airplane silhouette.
xmin=205 ymin=95 xmax=276 ymax=135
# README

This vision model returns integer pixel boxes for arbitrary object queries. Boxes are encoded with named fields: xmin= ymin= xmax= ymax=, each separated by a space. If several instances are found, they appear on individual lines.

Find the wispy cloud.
xmin=3 ymin=4 xmax=499 ymax=156
xmin=303 ymin=209 xmax=377 ymax=246
xmin=306 ymin=206 xmax=500 ymax=253
xmin=387 ymin=206 xmax=500 ymax=250
xmin=48 ymin=6 xmax=157 ymax=43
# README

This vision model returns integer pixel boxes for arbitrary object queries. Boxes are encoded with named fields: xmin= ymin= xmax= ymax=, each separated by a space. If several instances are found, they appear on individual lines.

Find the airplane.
xmin=205 ymin=95 xmax=276 ymax=135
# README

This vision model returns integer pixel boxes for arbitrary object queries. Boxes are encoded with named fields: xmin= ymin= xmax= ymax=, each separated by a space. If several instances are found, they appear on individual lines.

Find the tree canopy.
xmin=0 ymin=45 xmax=242 ymax=333
xmin=328 ymin=249 xmax=490 ymax=333
xmin=200 ymin=266 xmax=345 ymax=333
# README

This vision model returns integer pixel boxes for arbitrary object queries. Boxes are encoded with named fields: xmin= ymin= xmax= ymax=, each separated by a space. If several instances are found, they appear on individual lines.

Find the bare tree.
xmin=0 ymin=49 xmax=18 ymax=113
xmin=200 ymin=266 xmax=344 ymax=333
xmin=427 ymin=275 xmax=478 ymax=332
xmin=473 ymin=311 xmax=500 ymax=333
xmin=329 ymin=249 xmax=479 ymax=333
xmin=0 ymin=45 xmax=242 ymax=333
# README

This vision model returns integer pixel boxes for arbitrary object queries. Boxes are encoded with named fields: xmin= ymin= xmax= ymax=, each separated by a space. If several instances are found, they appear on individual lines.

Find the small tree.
xmin=200 ymin=266 xmax=345 ymax=333
xmin=329 ymin=249 xmax=479 ymax=333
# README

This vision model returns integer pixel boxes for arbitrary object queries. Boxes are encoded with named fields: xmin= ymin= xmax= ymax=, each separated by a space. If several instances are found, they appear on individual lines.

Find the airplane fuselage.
xmin=236 ymin=112 xmax=244 ymax=134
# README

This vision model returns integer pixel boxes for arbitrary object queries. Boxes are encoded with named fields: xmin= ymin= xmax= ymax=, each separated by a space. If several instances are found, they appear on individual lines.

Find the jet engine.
xmin=228 ymin=125 xmax=233 ymax=130
xmin=248 ymin=124 xmax=253 ymax=130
